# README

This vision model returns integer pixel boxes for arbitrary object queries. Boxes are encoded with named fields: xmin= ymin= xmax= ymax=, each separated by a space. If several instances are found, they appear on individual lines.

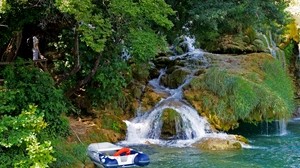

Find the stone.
xmin=193 ymin=137 xmax=243 ymax=151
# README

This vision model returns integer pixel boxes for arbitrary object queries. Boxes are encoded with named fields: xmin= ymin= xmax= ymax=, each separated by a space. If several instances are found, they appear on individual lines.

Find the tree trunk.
xmin=56 ymin=24 xmax=81 ymax=85
xmin=65 ymin=54 xmax=102 ymax=97
xmin=1 ymin=31 xmax=22 ymax=62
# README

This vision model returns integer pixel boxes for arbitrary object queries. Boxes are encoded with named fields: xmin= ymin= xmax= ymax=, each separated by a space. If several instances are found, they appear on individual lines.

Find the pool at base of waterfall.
xmin=128 ymin=119 xmax=300 ymax=168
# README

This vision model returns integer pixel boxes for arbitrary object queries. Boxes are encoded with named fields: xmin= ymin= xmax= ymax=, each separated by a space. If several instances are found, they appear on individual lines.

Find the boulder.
xmin=161 ymin=67 xmax=191 ymax=88
xmin=193 ymin=136 xmax=243 ymax=151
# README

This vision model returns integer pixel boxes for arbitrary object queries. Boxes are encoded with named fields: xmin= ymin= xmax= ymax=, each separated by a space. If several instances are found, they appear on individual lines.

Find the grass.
xmin=187 ymin=57 xmax=295 ymax=130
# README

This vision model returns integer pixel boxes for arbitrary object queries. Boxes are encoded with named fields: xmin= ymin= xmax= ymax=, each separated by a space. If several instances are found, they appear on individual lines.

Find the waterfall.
xmin=263 ymin=33 xmax=277 ymax=58
xmin=278 ymin=119 xmax=287 ymax=136
xmin=262 ymin=32 xmax=288 ymax=134
xmin=260 ymin=120 xmax=288 ymax=136
xmin=262 ymin=32 xmax=286 ymax=69
xmin=169 ymin=36 xmax=209 ymax=68
xmin=124 ymin=100 xmax=212 ymax=146
xmin=121 ymin=36 xmax=233 ymax=147
xmin=123 ymin=68 xmax=212 ymax=146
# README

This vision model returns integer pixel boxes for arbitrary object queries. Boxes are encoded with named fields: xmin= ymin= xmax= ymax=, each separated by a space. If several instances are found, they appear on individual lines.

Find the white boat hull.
xmin=87 ymin=142 xmax=150 ymax=168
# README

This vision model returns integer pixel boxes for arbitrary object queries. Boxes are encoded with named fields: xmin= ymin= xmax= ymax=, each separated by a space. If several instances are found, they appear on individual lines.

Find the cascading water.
xmin=262 ymin=32 xmax=286 ymax=69
xmin=260 ymin=120 xmax=288 ymax=136
xmin=263 ymin=32 xmax=277 ymax=58
xmin=260 ymin=32 xmax=288 ymax=136
xmin=169 ymin=36 xmax=208 ymax=68
xmin=121 ymin=36 xmax=232 ymax=147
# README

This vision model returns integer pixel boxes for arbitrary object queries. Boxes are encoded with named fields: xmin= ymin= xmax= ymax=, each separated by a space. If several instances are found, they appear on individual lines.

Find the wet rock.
xmin=160 ymin=108 xmax=181 ymax=139
xmin=161 ymin=67 xmax=190 ymax=89
xmin=140 ymin=86 xmax=166 ymax=111
xmin=153 ymin=56 xmax=176 ymax=69
xmin=193 ymin=136 xmax=243 ymax=151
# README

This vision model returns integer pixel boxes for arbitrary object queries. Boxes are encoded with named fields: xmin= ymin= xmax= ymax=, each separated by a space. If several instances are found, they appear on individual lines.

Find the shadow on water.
xmin=227 ymin=120 xmax=288 ymax=137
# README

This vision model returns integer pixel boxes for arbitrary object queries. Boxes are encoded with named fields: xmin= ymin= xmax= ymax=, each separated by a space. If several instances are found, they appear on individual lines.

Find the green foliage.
xmin=110 ymin=0 xmax=174 ymax=29
xmin=201 ymin=68 xmax=235 ymax=97
xmin=55 ymin=0 xmax=112 ymax=53
xmin=102 ymin=116 xmax=122 ymax=133
xmin=166 ymin=0 xmax=290 ymax=49
xmin=0 ymin=0 xmax=8 ymax=13
xmin=88 ymin=56 xmax=129 ymax=106
xmin=127 ymin=29 xmax=168 ymax=63
xmin=109 ymin=0 xmax=174 ymax=64
xmin=1 ymin=59 xmax=69 ymax=136
xmin=52 ymin=0 xmax=174 ymax=110
xmin=0 ymin=105 xmax=55 ymax=167
xmin=283 ymin=40 xmax=297 ymax=65
xmin=198 ymin=60 xmax=295 ymax=123
xmin=0 ymin=0 xmax=55 ymax=46
xmin=261 ymin=60 xmax=295 ymax=116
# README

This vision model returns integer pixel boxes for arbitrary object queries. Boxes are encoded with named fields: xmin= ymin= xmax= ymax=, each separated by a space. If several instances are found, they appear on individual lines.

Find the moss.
xmin=185 ymin=53 xmax=295 ymax=131
xmin=160 ymin=108 xmax=181 ymax=138
xmin=161 ymin=67 xmax=190 ymax=88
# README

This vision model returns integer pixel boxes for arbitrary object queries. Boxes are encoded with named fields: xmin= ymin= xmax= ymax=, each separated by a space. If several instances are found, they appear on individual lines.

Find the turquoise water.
xmin=132 ymin=119 xmax=300 ymax=168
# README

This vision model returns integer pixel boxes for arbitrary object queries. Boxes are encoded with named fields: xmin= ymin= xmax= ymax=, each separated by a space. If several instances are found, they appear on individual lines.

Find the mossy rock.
xmin=161 ymin=67 xmax=190 ymax=88
xmin=152 ymin=56 xmax=176 ymax=69
xmin=131 ymin=63 xmax=150 ymax=83
xmin=184 ymin=52 xmax=294 ymax=131
xmin=193 ymin=137 xmax=242 ymax=151
xmin=160 ymin=108 xmax=181 ymax=139
xmin=140 ymin=85 xmax=166 ymax=112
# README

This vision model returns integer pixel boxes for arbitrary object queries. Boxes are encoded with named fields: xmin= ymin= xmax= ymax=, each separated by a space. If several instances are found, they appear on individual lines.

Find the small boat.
xmin=87 ymin=142 xmax=150 ymax=168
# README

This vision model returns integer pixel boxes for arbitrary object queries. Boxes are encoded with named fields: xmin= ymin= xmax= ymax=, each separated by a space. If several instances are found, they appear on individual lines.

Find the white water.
xmin=169 ymin=36 xmax=209 ymax=68
xmin=121 ymin=36 xmax=244 ymax=147
xmin=263 ymin=33 xmax=277 ymax=58
xmin=261 ymin=32 xmax=288 ymax=135
xmin=260 ymin=120 xmax=288 ymax=136
xmin=262 ymin=32 xmax=286 ymax=69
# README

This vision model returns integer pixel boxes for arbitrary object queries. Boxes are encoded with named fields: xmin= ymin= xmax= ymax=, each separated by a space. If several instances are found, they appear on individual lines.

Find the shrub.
xmin=0 ymin=105 xmax=55 ymax=167
xmin=1 ymin=59 xmax=69 ymax=137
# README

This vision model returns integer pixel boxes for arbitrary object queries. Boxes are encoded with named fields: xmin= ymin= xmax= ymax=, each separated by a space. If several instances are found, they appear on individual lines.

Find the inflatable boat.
xmin=87 ymin=142 xmax=150 ymax=168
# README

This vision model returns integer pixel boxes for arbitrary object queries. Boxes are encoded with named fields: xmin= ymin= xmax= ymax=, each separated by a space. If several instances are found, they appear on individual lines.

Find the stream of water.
xmin=130 ymin=119 xmax=300 ymax=168
xmin=118 ymin=36 xmax=296 ymax=167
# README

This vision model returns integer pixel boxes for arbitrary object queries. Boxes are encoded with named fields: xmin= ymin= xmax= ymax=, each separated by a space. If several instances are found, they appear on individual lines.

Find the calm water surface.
xmin=132 ymin=119 xmax=300 ymax=168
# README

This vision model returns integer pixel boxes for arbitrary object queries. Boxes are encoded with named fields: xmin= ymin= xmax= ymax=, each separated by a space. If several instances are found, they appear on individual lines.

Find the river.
xmin=129 ymin=118 xmax=300 ymax=168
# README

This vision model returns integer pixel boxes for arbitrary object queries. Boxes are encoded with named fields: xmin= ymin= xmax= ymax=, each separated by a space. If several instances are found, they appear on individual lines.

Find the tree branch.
xmin=65 ymin=54 xmax=102 ymax=97
xmin=56 ymin=24 xmax=81 ymax=86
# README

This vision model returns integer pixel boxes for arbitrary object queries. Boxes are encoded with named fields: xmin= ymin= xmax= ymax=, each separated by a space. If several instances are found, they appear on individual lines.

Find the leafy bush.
xmin=88 ymin=56 xmax=129 ymax=107
xmin=0 ymin=104 xmax=55 ymax=167
xmin=1 ymin=59 xmax=69 ymax=136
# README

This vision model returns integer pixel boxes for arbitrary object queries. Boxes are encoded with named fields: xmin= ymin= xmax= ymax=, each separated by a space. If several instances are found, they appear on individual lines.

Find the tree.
xmin=53 ymin=0 xmax=174 ymax=105
xmin=0 ymin=0 xmax=56 ymax=61
xmin=165 ymin=0 xmax=291 ymax=49
xmin=0 ymin=91 xmax=55 ymax=167
xmin=2 ymin=60 xmax=69 ymax=136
